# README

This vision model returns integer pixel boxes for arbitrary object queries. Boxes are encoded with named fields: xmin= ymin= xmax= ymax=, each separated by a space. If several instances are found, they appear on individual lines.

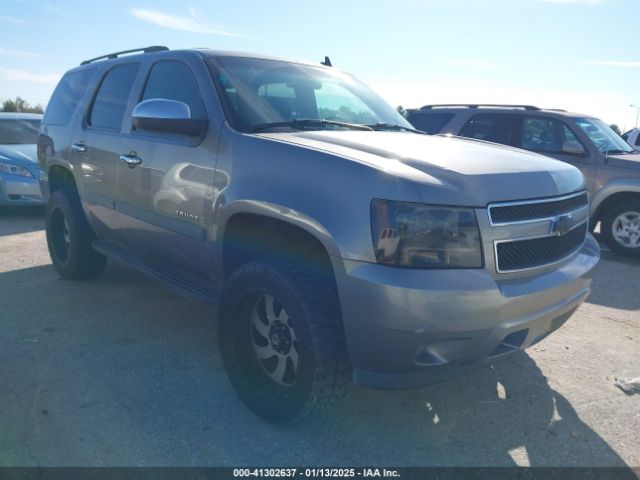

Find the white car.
xmin=622 ymin=128 xmax=640 ymax=150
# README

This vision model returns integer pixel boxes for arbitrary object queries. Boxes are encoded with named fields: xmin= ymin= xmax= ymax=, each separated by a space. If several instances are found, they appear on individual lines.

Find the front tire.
xmin=219 ymin=259 xmax=352 ymax=423
xmin=46 ymin=189 xmax=107 ymax=279
xmin=600 ymin=200 xmax=640 ymax=258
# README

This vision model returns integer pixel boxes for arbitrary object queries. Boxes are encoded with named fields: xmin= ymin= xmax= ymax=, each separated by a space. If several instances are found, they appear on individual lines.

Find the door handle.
xmin=71 ymin=143 xmax=88 ymax=153
xmin=119 ymin=153 xmax=143 ymax=168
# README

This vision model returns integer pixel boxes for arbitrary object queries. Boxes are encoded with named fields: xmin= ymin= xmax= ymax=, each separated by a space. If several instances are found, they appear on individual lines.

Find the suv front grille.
xmin=489 ymin=192 xmax=588 ymax=225
xmin=496 ymin=223 xmax=587 ymax=272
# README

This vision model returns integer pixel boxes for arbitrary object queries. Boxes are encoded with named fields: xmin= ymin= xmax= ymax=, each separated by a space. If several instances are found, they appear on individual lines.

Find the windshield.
xmin=575 ymin=117 xmax=634 ymax=154
xmin=207 ymin=56 xmax=412 ymax=133
xmin=0 ymin=119 xmax=41 ymax=145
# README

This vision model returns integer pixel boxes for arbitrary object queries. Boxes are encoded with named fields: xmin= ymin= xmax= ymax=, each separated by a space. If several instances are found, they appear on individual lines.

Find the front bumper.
xmin=334 ymin=233 xmax=600 ymax=389
xmin=0 ymin=171 xmax=44 ymax=206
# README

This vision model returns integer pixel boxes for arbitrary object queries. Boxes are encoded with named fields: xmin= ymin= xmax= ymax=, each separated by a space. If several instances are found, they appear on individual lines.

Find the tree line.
xmin=1 ymin=97 xmax=44 ymax=114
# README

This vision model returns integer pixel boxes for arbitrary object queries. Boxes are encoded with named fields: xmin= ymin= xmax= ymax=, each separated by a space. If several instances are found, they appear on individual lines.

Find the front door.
xmin=116 ymin=59 xmax=217 ymax=279
xmin=517 ymin=115 xmax=596 ymax=195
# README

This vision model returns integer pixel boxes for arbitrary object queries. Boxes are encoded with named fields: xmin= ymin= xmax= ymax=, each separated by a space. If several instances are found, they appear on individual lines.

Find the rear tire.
xmin=46 ymin=189 xmax=107 ymax=279
xmin=219 ymin=258 xmax=352 ymax=423
xmin=600 ymin=201 xmax=640 ymax=258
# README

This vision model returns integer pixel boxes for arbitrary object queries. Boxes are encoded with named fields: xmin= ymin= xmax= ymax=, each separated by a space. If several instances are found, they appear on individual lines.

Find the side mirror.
xmin=132 ymin=99 xmax=206 ymax=136
xmin=562 ymin=140 xmax=585 ymax=156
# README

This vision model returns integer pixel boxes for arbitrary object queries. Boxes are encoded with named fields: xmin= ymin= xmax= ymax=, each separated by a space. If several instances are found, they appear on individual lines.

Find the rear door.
xmin=116 ymin=58 xmax=217 ymax=278
xmin=459 ymin=113 xmax=518 ymax=146
xmin=71 ymin=62 xmax=140 ymax=243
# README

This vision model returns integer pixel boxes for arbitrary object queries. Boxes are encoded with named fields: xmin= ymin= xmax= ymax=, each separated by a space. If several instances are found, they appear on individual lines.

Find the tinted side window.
xmin=89 ymin=63 xmax=139 ymax=131
xmin=562 ymin=124 xmax=578 ymax=142
xmin=519 ymin=116 xmax=582 ymax=154
xmin=407 ymin=112 xmax=454 ymax=134
xmin=142 ymin=61 xmax=205 ymax=119
xmin=43 ymin=69 xmax=95 ymax=126
xmin=520 ymin=117 xmax=562 ymax=153
xmin=460 ymin=114 xmax=516 ymax=145
xmin=635 ymin=134 xmax=640 ymax=146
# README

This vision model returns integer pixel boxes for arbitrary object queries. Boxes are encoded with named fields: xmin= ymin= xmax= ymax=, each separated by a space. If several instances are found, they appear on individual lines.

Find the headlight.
xmin=371 ymin=199 xmax=483 ymax=268
xmin=0 ymin=163 xmax=33 ymax=178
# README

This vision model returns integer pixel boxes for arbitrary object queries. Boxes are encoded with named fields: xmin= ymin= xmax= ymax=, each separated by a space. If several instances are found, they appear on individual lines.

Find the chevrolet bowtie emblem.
xmin=550 ymin=213 xmax=575 ymax=236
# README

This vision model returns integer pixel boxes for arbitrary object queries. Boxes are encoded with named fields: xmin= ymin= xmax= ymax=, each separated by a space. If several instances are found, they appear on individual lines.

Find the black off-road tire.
xmin=219 ymin=258 xmax=352 ymax=423
xmin=46 ymin=189 xmax=107 ymax=279
xmin=600 ymin=200 xmax=640 ymax=258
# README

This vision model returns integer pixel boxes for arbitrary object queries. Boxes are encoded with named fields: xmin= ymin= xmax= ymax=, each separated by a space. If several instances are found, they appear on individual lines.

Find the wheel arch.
xmin=217 ymin=200 xmax=343 ymax=281
xmin=47 ymin=163 xmax=78 ymax=196
xmin=591 ymin=180 xmax=640 ymax=225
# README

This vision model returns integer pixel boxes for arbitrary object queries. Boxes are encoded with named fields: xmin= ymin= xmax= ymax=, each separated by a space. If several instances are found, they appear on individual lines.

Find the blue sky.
xmin=1 ymin=0 xmax=638 ymax=128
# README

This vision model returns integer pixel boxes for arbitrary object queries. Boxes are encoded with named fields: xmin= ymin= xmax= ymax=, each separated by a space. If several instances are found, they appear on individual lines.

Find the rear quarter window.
xmin=42 ymin=69 xmax=96 ymax=126
xmin=460 ymin=113 xmax=517 ymax=145
xmin=407 ymin=112 xmax=455 ymax=134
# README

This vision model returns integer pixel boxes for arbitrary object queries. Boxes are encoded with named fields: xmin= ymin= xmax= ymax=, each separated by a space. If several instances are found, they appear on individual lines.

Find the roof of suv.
xmin=76 ymin=46 xmax=334 ymax=71
xmin=409 ymin=104 xmax=592 ymax=119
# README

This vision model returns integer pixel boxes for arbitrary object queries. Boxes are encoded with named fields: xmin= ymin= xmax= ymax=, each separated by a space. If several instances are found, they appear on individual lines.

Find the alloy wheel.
xmin=612 ymin=211 xmax=640 ymax=248
xmin=250 ymin=293 xmax=300 ymax=386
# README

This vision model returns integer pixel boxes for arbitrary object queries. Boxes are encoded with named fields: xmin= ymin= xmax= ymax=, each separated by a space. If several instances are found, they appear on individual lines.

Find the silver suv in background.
xmin=407 ymin=105 xmax=640 ymax=257
xmin=38 ymin=49 xmax=599 ymax=422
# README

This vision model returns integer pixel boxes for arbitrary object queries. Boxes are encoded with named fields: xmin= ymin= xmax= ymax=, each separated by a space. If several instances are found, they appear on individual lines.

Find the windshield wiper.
xmin=605 ymin=149 xmax=635 ymax=155
xmin=365 ymin=123 xmax=426 ymax=134
xmin=251 ymin=119 xmax=373 ymax=132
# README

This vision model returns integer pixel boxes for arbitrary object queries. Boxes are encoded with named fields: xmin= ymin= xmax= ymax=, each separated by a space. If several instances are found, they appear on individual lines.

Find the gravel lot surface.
xmin=0 ymin=206 xmax=638 ymax=468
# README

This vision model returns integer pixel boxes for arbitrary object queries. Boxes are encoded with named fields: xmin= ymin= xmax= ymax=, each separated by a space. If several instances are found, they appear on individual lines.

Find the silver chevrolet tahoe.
xmin=38 ymin=47 xmax=600 ymax=422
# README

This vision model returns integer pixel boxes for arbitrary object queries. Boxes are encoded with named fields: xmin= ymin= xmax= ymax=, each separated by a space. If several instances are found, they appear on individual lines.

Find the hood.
xmin=0 ymin=144 xmax=37 ymax=167
xmin=605 ymin=152 xmax=640 ymax=170
xmin=258 ymin=131 xmax=585 ymax=206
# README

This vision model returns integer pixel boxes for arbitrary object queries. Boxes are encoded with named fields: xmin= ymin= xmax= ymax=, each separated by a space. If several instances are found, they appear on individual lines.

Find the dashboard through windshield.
xmin=207 ymin=56 xmax=412 ymax=133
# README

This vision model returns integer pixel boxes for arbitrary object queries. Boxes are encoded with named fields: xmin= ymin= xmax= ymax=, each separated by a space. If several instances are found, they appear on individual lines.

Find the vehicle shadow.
xmin=585 ymin=247 xmax=640 ymax=311
xmin=0 ymin=206 xmax=45 ymax=237
xmin=323 ymin=355 xmax=635 ymax=468
xmin=0 ymin=262 xmax=636 ymax=472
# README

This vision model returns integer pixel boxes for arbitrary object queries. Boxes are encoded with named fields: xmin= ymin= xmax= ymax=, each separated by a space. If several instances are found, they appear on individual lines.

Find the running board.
xmin=93 ymin=241 xmax=220 ymax=305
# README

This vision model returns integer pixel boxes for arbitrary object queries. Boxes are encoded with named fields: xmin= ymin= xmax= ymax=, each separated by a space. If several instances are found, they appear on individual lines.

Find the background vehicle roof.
xmin=0 ymin=112 xmax=43 ymax=120
xmin=409 ymin=105 xmax=594 ymax=119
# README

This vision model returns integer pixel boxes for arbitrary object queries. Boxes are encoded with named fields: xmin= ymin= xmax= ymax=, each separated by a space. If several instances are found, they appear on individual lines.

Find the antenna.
xmin=321 ymin=56 xmax=332 ymax=67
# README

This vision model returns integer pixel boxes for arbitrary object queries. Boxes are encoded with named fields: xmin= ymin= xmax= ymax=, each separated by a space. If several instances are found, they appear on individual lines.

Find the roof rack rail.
xmin=420 ymin=104 xmax=540 ymax=111
xmin=81 ymin=46 xmax=169 ymax=65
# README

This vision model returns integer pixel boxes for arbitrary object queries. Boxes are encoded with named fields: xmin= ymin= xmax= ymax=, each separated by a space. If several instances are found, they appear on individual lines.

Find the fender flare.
xmin=591 ymin=179 xmax=640 ymax=218
xmin=214 ymin=198 xmax=343 ymax=265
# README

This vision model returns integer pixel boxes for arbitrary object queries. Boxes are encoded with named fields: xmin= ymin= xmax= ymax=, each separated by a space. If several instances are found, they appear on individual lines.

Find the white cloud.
xmin=130 ymin=7 xmax=243 ymax=37
xmin=0 ymin=16 xmax=25 ymax=24
xmin=448 ymin=59 xmax=496 ymax=68
xmin=578 ymin=60 xmax=640 ymax=67
xmin=0 ymin=48 xmax=42 ymax=59
xmin=43 ymin=4 xmax=65 ymax=13
xmin=0 ymin=66 xmax=61 ymax=84
xmin=536 ymin=0 xmax=607 ymax=4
